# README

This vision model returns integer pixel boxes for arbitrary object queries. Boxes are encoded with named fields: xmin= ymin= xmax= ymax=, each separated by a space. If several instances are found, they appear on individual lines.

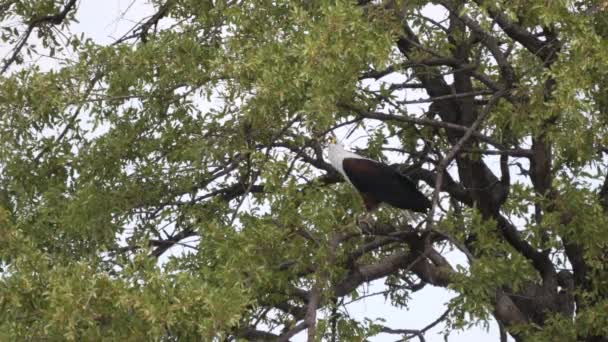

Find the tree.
xmin=1 ymin=0 xmax=608 ymax=340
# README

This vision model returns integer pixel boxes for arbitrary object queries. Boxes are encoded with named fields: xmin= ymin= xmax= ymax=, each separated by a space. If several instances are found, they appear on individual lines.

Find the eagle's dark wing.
xmin=342 ymin=158 xmax=431 ymax=213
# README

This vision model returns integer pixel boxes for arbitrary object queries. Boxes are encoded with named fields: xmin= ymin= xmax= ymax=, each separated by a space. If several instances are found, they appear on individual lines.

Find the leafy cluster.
xmin=1 ymin=0 xmax=608 ymax=341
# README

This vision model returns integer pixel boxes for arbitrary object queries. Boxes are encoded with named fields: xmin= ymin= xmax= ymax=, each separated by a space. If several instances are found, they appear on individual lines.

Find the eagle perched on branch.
xmin=327 ymin=139 xmax=431 ymax=214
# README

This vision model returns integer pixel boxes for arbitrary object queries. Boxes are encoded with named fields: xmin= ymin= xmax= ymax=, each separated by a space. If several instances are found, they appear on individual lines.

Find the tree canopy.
xmin=1 ymin=0 xmax=608 ymax=341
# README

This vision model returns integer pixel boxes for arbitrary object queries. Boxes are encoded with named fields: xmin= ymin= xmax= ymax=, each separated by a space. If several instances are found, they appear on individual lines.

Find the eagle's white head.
xmin=327 ymin=142 xmax=346 ymax=164
xmin=327 ymin=142 xmax=350 ymax=184
xmin=326 ymin=139 xmax=367 ymax=182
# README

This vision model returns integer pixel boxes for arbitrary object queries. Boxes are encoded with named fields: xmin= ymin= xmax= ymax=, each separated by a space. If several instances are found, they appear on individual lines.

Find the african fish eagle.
xmin=327 ymin=142 xmax=431 ymax=213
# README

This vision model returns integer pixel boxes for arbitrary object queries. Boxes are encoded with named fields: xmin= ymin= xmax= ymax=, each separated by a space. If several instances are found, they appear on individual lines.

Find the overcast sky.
xmin=4 ymin=1 xmax=511 ymax=341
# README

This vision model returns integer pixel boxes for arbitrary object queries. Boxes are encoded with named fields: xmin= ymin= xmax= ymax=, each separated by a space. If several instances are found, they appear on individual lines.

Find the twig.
xmin=431 ymin=227 xmax=474 ymax=262
xmin=33 ymin=72 xmax=103 ymax=164
xmin=340 ymin=105 xmax=504 ymax=149
xmin=380 ymin=306 xmax=451 ymax=342
xmin=1 ymin=0 xmax=78 ymax=74
xmin=420 ymin=307 xmax=451 ymax=334
xmin=458 ymin=148 xmax=532 ymax=158
xmin=342 ymin=288 xmax=392 ymax=306
xmin=381 ymin=326 xmax=426 ymax=342
xmin=112 ymin=0 xmax=174 ymax=45
xmin=399 ymin=89 xmax=494 ymax=105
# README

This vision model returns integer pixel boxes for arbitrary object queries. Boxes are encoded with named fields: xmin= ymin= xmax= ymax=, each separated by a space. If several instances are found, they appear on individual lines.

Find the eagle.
xmin=327 ymin=142 xmax=431 ymax=215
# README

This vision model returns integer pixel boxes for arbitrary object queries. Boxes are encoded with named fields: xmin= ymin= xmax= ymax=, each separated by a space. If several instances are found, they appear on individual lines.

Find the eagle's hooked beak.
xmin=326 ymin=132 xmax=337 ymax=145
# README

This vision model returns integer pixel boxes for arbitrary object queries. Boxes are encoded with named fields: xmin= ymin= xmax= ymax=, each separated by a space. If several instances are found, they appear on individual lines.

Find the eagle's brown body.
xmin=327 ymin=143 xmax=430 ymax=213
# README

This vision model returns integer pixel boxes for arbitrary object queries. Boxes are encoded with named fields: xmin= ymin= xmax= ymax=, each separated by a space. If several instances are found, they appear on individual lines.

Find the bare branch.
xmin=112 ymin=0 xmax=174 ymax=45
xmin=439 ymin=0 xmax=516 ymax=85
xmin=459 ymin=148 xmax=532 ymax=158
xmin=472 ymin=0 xmax=560 ymax=65
xmin=340 ymin=105 xmax=504 ymax=148
xmin=399 ymin=89 xmax=495 ymax=105
xmin=237 ymin=328 xmax=280 ymax=340
xmin=379 ymin=307 xmax=451 ymax=342
xmin=380 ymin=327 xmax=426 ymax=342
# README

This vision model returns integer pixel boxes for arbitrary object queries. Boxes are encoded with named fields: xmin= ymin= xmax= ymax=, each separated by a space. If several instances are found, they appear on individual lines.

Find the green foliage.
xmin=1 ymin=0 xmax=608 ymax=340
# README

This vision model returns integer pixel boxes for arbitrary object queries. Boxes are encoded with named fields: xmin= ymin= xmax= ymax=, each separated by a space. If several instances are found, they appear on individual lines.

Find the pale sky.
xmin=4 ymin=1 xmax=511 ymax=341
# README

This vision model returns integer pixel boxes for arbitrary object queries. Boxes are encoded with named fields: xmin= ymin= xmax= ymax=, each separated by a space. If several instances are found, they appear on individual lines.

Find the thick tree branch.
xmin=428 ymin=89 xmax=507 ymax=227
xmin=495 ymin=215 xmax=554 ymax=277
xmin=278 ymin=321 xmax=307 ymax=342
xmin=238 ymin=328 xmax=279 ymax=340
xmin=473 ymin=1 xmax=560 ymax=64
xmin=334 ymin=233 xmax=453 ymax=298
xmin=305 ymin=287 xmax=321 ymax=341
xmin=439 ymin=0 xmax=516 ymax=86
